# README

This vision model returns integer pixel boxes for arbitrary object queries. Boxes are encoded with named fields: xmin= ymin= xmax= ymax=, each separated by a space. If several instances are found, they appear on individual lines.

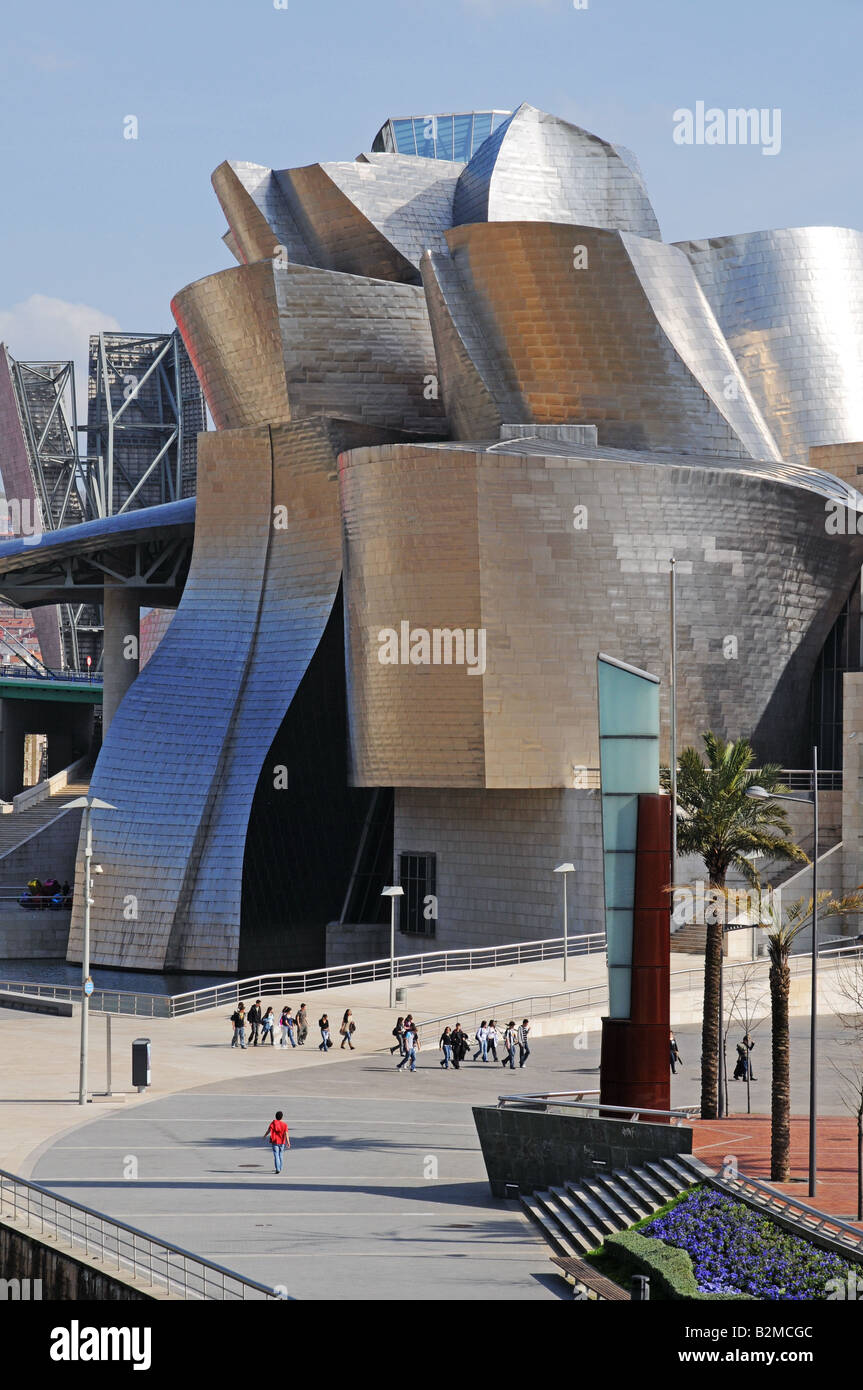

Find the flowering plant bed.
xmin=644 ymin=1186 xmax=856 ymax=1300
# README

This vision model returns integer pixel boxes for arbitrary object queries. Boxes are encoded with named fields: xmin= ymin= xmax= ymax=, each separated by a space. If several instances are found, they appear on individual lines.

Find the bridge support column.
xmin=102 ymin=587 xmax=140 ymax=734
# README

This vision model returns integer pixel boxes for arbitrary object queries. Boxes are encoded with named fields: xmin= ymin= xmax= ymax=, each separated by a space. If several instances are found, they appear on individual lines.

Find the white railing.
xmin=166 ymin=931 xmax=607 ymax=1017
xmin=0 ymin=931 xmax=607 ymax=1019
xmin=0 ymin=1168 xmax=283 ymax=1299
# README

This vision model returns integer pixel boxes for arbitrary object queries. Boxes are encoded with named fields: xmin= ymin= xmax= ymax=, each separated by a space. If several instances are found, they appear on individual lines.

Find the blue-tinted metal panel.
xmin=597 ymin=653 xmax=661 ymax=1019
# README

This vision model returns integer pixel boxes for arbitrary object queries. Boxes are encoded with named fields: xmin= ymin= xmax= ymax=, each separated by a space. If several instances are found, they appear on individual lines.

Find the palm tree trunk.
xmin=770 ymin=957 xmax=791 ymax=1181
xmin=701 ymin=915 xmax=723 ymax=1119
xmin=857 ymin=1107 xmax=862 ymax=1223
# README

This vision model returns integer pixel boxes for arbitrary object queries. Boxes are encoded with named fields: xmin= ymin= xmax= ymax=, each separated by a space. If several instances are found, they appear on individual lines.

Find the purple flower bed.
xmin=644 ymin=1187 xmax=856 ymax=1299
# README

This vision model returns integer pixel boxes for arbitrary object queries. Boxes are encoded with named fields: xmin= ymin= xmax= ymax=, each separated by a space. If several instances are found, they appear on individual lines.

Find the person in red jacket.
xmin=264 ymin=1110 xmax=290 ymax=1173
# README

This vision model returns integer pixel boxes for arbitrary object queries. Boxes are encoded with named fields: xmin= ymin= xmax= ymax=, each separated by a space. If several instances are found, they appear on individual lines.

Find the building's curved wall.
xmin=68 ymin=426 xmax=276 ymax=969
xmin=453 ymin=104 xmax=662 ymax=240
xmin=69 ymin=419 xmax=397 ymax=972
xmin=277 ymin=164 xmax=421 ymax=284
xmin=212 ymin=161 xmax=314 ymax=268
xmin=173 ymin=262 xmax=446 ymax=437
xmin=677 ymin=228 xmax=863 ymax=467
xmin=277 ymin=157 xmax=462 ymax=279
xmin=273 ymin=265 xmax=446 ymax=434
xmin=341 ymin=440 xmax=863 ymax=789
xmin=172 ymin=263 xmax=288 ymax=431
xmin=422 ymin=223 xmax=778 ymax=455
xmin=165 ymin=419 xmax=394 ymax=971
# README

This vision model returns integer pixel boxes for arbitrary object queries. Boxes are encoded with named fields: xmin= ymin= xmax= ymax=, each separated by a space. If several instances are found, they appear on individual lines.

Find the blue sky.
xmin=0 ymin=0 xmax=860 ymax=387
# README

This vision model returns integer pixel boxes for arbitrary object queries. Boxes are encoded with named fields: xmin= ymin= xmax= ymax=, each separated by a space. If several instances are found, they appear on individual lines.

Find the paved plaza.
xmin=12 ymin=1013 xmax=859 ymax=1298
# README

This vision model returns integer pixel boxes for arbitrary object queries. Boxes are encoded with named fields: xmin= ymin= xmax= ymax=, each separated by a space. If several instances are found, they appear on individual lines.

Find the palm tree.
xmin=668 ymin=733 xmax=806 ymax=1119
xmin=764 ymin=892 xmax=863 ymax=1182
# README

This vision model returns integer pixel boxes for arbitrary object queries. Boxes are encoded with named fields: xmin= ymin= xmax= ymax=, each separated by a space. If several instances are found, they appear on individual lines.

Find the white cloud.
xmin=0 ymin=293 xmax=121 ymax=421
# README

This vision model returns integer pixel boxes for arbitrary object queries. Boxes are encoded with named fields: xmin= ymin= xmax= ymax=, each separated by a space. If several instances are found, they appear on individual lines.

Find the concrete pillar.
xmin=102 ymin=587 xmax=140 ymax=733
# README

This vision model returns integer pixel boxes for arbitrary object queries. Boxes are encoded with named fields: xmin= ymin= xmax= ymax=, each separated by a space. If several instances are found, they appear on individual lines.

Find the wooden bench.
xmin=551 ymin=1255 xmax=631 ymax=1301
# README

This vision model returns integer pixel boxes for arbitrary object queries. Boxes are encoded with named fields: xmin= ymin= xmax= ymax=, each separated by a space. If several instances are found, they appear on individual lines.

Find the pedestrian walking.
xmin=248 ymin=1000 xmax=262 ymax=1046
xmin=439 ymin=1025 xmax=454 ymax=1069
xmin=280 ymin=1006 xmax=296 ymax=1049
xmin=449 ymin=1022 xmax=464 ymax=1069
xmin=473 ymin=1020 xmax=489 ymax=1063
xmin=296 ymin=1003 xmax=309 ymax=1045
xmin=517 ymin=1019 xmax=531 ymax=1068
xmin=230 ymin=1003 xmax=247 ymax=1048
xmin=452 ymin=1021 xmax=469 ymax=1066
xmin=670 ymin=1031 xmax=681 ymax=1076
xmin=501 ymin=1021 xmax=517 ymax=1068
xmin=396 ymin=1020 xmax=419 ymax=1072
xmin=486 ymin=1020 xmax=499 ymax=1063
xmin=319 ymin=1013 xmax=332 ymax=1051
xmin=743 ymin=1032 xmax=757 ymax=1080
xmin=733 ymin=1040 xmax=747 ymax=1080
xmin=261 ymin=1006 xmax=275 ymax=1044
xmin=390 ymin=1016 xmax=405 ymax=1056
xmin=264 ymin=1110 xmax=290 ymax=1173
xmin=340 ymin=1009 xmax=356 ymax=1050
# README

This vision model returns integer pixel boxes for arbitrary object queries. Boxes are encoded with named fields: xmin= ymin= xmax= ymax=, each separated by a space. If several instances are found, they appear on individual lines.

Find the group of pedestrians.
xmin=230 ymin=1001 xmax=310 ymax=1049
xmin=668 ymin=1028 xmax=758 ymax=1081
xmin=318 ymin=1010 xmax=357 ymax=1052
xmin=389 ymin=1016 xmax=531 ymax=1072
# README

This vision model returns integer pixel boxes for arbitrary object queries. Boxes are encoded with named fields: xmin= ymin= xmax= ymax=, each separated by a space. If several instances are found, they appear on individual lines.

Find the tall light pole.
xmin=669 ymin=556 xmax=678 ymax=879
xmin=64 ymin=795 xmax=117 ymax=1105
xmin=554 ymin=863 xmax=575 ymax=981
xmin=747 ymin=745 xmax=819 ymax=1195
xmin=381 ymin=885 xmax=404 ymax=1010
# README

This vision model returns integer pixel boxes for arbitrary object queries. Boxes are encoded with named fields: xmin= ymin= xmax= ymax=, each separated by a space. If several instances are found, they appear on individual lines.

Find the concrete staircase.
xmin=522 ymin=1153 xmax=706 ymax=1257
xmin=0 ymin=781 xmax=89 ymax=862
xmin=669 ymin=924 xmax=707 ymax=954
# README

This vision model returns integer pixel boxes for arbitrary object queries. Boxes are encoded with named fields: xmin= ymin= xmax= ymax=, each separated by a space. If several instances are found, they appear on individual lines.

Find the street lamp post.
xmin=747 ymin=746 xmax=819 ymax=1195
xmin=554 ymin=863 xmax=575 ymax=981
xmin=381 ymin=885 xmax=404 ymax=1010
xmin=63 ymin=795 xmax=117 ymax=1106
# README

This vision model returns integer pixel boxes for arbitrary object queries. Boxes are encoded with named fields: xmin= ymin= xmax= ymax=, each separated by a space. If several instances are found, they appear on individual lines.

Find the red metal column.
xmin=600 ymin=792 xmax=671 ymax=1114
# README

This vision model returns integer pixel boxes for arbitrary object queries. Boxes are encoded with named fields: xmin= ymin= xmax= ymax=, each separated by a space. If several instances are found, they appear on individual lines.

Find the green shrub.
xmin=604 ymin=1229 xmax=756 ymax=1301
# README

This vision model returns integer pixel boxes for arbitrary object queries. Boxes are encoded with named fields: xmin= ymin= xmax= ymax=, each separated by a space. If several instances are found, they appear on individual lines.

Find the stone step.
xmin=630 ymin=1164 xmax=676 ymax=1204
xmin=549 ymin=1186 xmax=609 ymax=1250
xmin=603 ymin=1172 xmax=652 ymax=1223
xmin=580 ymin=1174 xmax=640 ymax=1228
xmin=521 ymin=1193 xmax=582 ymax=1257
xmin=675 ymin=1152 xmax=715 ymax=1182
xmin=536 ymin=1190 xmax=597 ymax=1253
xmin=642 ymin=1160 xmax=685 ymax=1200
xmin=612 ymin=1167 xmax=665 ymax=1215
xmin=563 ymin=1181 xmax=623 ymax=1238
xmin=660 ymin=1154 xmax=702 ymax=1190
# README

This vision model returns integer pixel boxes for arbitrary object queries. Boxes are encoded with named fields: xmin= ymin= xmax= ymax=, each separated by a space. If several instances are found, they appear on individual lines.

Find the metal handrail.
xmin=166 ymin=931 xmax=607 ymax=1016
xmin=713 ymin=1170 xmax=863 ymax=1251
xmin=1 ymin=932 xmax=856 ymax=1023
xmin=0 ymin=1168 xmax=283 ymax=1299
xmin=497 ymin=1093 xmax=698 ymax=1125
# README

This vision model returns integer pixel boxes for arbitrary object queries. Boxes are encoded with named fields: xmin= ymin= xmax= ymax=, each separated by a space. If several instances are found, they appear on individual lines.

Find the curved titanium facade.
xmin=341 ymin=439 xmax=863 ymax=789
xmin=69 ymin=418 xmax=395 ymax=971
xmin=677 ymin=227 xmax=863 ymax=467
xmin=173 ymin=262 xmax=446 ymax=435
xmin=422 ymin=222 xmax=780 ymax=457
xmin=453 ymin=104 xmax=661 ymax=240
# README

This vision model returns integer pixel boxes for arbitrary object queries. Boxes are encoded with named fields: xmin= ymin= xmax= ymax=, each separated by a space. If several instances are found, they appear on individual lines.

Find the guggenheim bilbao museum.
xmin=5 ymin=101 xmax=863 ymax=976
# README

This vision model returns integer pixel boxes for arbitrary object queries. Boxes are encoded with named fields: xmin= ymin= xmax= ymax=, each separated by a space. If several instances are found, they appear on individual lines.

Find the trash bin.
xmin=395 ymin=986 xmax=407 ymax=1005
xmin=132 ymin=1038 xmax=151 ymax=1092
